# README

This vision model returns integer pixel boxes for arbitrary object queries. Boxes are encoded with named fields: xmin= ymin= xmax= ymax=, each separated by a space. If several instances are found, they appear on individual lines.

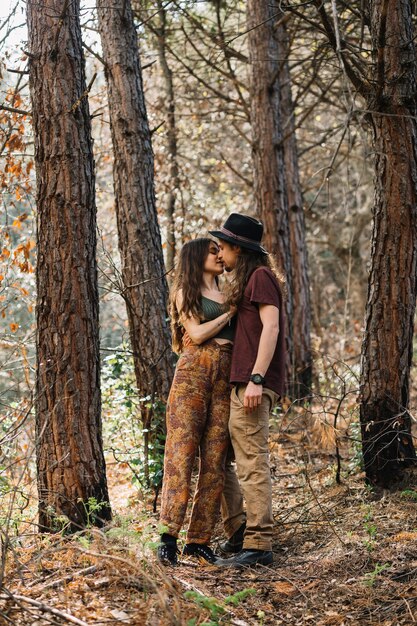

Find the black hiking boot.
xmin=157 ymin=533 xmax=179 ymax=565
xmin=216 ymin=548 xmax=273 ymax=568
xmin=219 ymin=522 xmax=246 ymax=554
xmin=182 ymin=543 xmax=219 ymax=564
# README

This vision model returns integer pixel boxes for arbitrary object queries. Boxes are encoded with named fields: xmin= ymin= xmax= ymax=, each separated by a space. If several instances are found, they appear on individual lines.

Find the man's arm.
xmin=244 ymin=304 xmax=279 ymax=410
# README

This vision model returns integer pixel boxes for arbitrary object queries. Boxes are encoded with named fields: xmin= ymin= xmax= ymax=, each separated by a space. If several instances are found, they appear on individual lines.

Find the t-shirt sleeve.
xmin=248 ymin=268 xmax=282 ymax=308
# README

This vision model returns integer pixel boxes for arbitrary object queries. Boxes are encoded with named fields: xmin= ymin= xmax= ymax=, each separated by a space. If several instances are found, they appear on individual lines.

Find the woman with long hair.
xmin=157 ymin=238 xmax=236 ymax=565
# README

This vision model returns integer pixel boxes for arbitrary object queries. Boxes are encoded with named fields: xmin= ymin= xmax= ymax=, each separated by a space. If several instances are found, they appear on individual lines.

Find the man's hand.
xmin=244 ymin=381 xmax=263 ymax=411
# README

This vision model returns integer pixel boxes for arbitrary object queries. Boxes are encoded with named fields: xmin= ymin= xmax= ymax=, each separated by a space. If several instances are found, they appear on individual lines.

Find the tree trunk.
xmin=360 ymin=0 xmax=417 ymax=486
xmin=28 ymin=0 xmax=111 ymax=530
xmin=97 ymin=0 xmax=175 ymax=402
xmin=155 ymin=0 xmax=179 ymax=282
xmin=278 ymin=16 xmax=312 ymax=399
xmin=247 ymin=0 xmax=293 ymax=389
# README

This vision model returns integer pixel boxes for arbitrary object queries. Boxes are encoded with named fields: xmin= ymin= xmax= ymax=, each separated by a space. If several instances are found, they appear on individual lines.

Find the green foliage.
xmin=185 ymin=587 xmax=256 ymax=625
xmin=363 ymin=562 xmax=390 ymax=587
xmin=102 ymin=349 xmax=138 ymax=423
xmin=77 ymin=497 xmax=109 ymax=529
xmin=0 ymin=488 xmax=30 ymax=537
xmin=400 ymin=489 xmax=417 ymax=502
xmin=224 ymin=588 xmax=257 ymax=606
xmin=0 ymin=466 xmax=10 ymax=495
xmin=362 ymin=506 xmax=377 ymax=552
xmin=50 ymin=513 xmax=72 ymax=535
xmin=362 ymin=506 xmax=373 ymax=523
xmin=105 ymin=519 xmax=138 ymax=543
xmin=77 ymin=535 xmax=91 ymax=549
xmin=100 ymin=514 xmax=164 ymax=557
xmin=101 ymin=346 xmax=166 ymax=493
xmin=130 ymin=399 xmax=166 ymax=492
xmin=184 ymin=591 xmax=226 ymax=622
xmin=364 ymin=522 xmax=377 ymax=540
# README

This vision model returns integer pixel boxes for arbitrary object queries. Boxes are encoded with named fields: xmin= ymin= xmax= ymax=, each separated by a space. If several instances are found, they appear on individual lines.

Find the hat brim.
xmin=209 ymin=230 xmax=268 ymax=255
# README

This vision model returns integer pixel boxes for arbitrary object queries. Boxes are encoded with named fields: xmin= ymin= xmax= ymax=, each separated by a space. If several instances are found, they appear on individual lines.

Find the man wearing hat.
xmin=210 ymin=213 xmax=286 ymax=567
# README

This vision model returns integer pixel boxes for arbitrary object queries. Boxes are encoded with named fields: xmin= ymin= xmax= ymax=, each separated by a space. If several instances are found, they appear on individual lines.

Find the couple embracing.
xmin=157 ymin=213 xmax=286 ymax=568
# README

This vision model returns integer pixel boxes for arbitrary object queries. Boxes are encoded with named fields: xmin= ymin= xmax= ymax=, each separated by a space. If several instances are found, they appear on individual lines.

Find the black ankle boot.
xmin=216 ymin=548 xmax=273 ymax=568
xmin=182 ymin=543 xmax=219 ymax=564
xmin=219 ymin=522 xmax=246 ymax=554
xmin=157 ymin=533 xmax=178 ymax=565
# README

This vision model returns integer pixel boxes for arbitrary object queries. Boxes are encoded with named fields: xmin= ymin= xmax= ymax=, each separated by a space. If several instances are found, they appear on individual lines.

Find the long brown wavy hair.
xmin=170 ymin=238 xmax=219 ymax=353
xmin=226 ymin=248 xmax=286 ymax=307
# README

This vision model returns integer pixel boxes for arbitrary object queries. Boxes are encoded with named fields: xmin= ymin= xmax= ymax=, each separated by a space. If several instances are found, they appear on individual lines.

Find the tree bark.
xmin=28 ymin=0 xmax=111 ymax=530
xmin=247 ymin=0 xmax=293 ymax=389
xmin=359 ymin=0 xmax=417 ymax=486
xmin=155 ymin=0 xmax=179 ymax=282
xmin=97 ymin=0 xmax=175 ymax=402
xmin=278 ymin=16 xmax=312 ymax=399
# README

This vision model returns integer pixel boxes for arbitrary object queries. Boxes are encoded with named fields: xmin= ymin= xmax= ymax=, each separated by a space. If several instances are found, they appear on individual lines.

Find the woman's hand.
xmin=180 ymin=303 xmax=236 ymax=346
xmin=183 ymin=331 xmax=194 ymax=347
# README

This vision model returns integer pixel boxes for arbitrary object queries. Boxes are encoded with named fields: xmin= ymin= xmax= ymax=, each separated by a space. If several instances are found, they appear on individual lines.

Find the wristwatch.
xmin=249 ymin=373 xmax=266 ymax=385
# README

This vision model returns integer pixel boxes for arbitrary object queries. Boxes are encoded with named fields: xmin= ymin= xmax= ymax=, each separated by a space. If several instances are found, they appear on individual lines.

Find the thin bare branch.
xmin=0 ymin=104 xmax=31 ymax=116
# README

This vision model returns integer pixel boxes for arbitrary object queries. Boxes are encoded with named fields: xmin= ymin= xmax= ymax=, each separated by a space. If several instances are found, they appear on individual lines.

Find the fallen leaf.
xmin=272 ymin=581 xmax=297 ymax=596
xmin=110 ymin=608 xmax=130 ymax=622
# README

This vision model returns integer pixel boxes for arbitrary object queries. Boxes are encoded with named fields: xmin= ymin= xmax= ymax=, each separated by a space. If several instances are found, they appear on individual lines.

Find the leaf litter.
xmin=3 ymin=408 xmax=417 ymax=625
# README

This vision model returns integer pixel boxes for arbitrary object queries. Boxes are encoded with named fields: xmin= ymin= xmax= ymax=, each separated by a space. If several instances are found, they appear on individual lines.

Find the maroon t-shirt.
xmin=230 ymin=266 xmax=286 ymax=397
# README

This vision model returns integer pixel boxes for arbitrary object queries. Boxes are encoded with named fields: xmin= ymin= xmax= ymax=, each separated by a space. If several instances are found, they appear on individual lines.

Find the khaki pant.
xmin=221 ymin=384 xmax=277 ymax=551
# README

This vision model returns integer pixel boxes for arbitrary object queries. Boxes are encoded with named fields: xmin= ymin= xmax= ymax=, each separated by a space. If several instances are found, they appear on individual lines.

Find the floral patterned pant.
xmin=159 ymin=340 xmax=232 ymax=544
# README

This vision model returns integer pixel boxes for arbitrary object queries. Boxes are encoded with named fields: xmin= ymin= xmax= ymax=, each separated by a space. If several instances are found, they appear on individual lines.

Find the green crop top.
xmin=201 ymin=296 xmax=236 ymax=342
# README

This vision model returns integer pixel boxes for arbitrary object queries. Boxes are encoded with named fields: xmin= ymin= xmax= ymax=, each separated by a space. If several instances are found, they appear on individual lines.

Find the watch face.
xmin=251 ymin=374 xmax=264 ymax=384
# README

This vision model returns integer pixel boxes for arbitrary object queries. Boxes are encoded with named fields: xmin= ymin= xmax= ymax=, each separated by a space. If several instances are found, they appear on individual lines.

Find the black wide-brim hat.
xmin=209 ymin=213 xmax=268 ymax=255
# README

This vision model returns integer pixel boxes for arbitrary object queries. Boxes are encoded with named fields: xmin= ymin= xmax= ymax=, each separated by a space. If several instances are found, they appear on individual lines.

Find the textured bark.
xmin=359 ymin=0 xmax=417 ymax=485
xmin=28 ymin=0 xmax=111 ymax=530
xmin=278 ymin=17 xmax=312 ymax=399
xmin=155 ymin=0 xmax=179 ymax=282
xmin=247 ymin=0 xmax=293 ymax=387
xmin=97 ymin=0 xmax=175 ymax=401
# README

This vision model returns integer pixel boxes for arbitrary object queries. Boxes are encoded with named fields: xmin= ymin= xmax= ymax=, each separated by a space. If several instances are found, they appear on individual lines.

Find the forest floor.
xmin=3 ymin=409 xmax=417 ymax=626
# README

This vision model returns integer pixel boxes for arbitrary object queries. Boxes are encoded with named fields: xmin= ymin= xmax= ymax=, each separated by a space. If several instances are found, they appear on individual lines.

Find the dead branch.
xmin=68 ymin=72 xmax=97 ymax=114
xmin=312 ymin=0 xmax=368 ymax=97
xmin=142 ymin=60 xmax=157 ymax=70
xmin=219 ymin=151 xmax=253 ymax=187
xmin=0 ymin=591 xmax=89 ymax=626
xmin=6 ymin=68 xmax=29 ymax=75
xmin=147 ymin=27 xmax=239 ymax=106
xmin=178 ymin=22 xmax=250 ymax=120
xmin=41 ymin=565 xmax=98 ymax=590
xmin=214 ymin=4 xmax=250 ymax=120
xmin=82 ymin=41 xmax=104 ymax=65
xmin=169 ymin=0 xmax=248 ymax=63
xmin=303 ymin=468 xmax=346 ymax=546
xmin=150 ymin=120 xmax=165 ymax=135
xmin=0 ymin=104 xmax=31 ymax=116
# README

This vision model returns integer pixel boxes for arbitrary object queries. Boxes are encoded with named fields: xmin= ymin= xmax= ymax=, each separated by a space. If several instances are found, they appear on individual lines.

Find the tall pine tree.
xmin=28 ymin=0 xmax=111 ymax=530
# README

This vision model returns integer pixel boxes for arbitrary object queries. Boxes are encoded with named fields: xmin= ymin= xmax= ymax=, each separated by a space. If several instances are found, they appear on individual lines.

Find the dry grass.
xmin=2 ymin=405 xmax=417 ymax=625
